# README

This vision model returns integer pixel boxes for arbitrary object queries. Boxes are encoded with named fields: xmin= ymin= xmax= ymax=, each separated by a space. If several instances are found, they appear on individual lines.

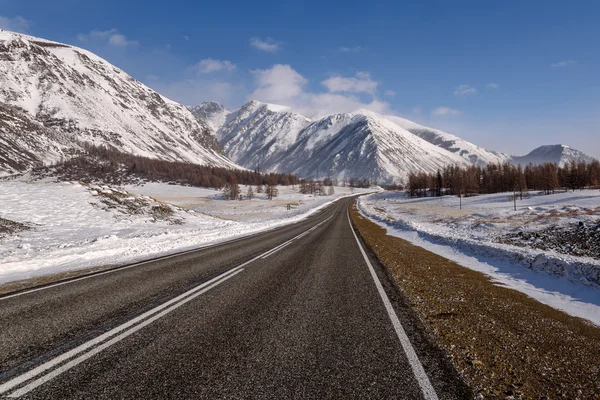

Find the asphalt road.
xmin=0 ymin=196 xmax=471 ymax=399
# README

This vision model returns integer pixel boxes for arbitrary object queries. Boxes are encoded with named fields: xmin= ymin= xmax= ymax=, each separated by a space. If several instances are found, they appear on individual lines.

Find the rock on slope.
xmin=0 ymin=30 xmax=237 ymax=175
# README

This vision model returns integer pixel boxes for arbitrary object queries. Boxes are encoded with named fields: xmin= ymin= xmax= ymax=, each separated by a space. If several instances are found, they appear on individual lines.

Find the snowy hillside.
xmin=384 ymin=115 xmax=511 ymax=166
xmin=189 ymin=102 xmax=471 ymax=183
xmin=276 ymin=110 xmax=472 ymax=182
xmin=511 ymin=144 xmax=595 ymax=167
xmin=0 ymin=30 xmax=238 ymax=174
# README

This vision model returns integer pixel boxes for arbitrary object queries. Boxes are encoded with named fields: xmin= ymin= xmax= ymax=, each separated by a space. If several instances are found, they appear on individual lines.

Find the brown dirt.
xmin=350 ymin=202 xmax=600 ymax=399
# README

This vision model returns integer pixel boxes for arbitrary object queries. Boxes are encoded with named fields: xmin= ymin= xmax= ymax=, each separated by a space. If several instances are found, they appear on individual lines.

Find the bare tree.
xmin=266 ymin=176 xmax=279 ymax=200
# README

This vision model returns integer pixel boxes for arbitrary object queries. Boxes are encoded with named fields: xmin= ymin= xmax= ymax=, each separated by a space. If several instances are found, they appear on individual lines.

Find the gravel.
xmin=499 ymin=221 xmax=600 ymax=260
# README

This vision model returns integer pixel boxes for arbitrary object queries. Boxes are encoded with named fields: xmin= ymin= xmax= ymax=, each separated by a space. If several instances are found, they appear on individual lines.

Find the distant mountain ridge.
xmin=0 ymin=30 xmax=238 ymax=175
xmin=190 ymin=100 xmax=595 ymax=183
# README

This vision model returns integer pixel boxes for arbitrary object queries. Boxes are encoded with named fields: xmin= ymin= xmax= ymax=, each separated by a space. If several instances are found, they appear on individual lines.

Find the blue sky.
xmin=1 ymin=0 xmax=599 ymax=158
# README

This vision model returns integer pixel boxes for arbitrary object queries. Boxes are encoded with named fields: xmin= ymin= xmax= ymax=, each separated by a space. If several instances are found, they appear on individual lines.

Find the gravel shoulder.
xmin=350 ymin=202 xmax=600 ymax=399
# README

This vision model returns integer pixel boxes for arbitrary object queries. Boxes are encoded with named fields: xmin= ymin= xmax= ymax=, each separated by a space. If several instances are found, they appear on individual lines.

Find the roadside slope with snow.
xmin=357 ymin=190 xmax=600 ymax=325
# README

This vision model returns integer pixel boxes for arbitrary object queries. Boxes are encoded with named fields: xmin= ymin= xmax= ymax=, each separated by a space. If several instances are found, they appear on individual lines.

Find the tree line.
xmin=407 ymin=160 xmax=600 ymax=198
xmin=42 ymin=144 xmax=300 ymax=189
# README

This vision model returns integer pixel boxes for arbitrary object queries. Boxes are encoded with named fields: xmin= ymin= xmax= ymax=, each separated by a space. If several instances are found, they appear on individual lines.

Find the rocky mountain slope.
xmin=0 ymin=30 xmax=237 ymax=175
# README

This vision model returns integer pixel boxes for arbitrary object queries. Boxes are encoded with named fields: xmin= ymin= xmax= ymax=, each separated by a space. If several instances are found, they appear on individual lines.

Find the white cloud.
xmin=0 ymin=15 xmax=31 ymax=33
xmin=184 ymin=35 xmax=190 ymax=41
xmin=249 ymin=37 xmax=282 ymax=52
xmin=486 ymin=82 xmax=499 ymax=89
xmin=339 ymin=46 xmax=363 ymax=53
xmin=454 ymin=84 xmax=476 ymax=96
xmin=77 ymin=28 xmax=138 ymax=47
xmin=194 ymin=58 xmax=236 ymax=74
xmin=251 ymin=64 xmax=307 ymax=101
xmin=384 ymin=90 xmax=396 ymax=97
xmin=432 ymin=107 xmax=461 ymax=116
xmin=249 ymin=64 xmax=390 ymax=118
xmin=322 ymin=72 xmax=378 ymax=94
xmin=551 ymin=60 xmax=576 ymax=68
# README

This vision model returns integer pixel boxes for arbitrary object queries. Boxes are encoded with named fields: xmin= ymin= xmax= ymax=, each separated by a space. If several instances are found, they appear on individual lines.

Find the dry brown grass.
xmin=350 ymin=202 xmax=600 ymax=399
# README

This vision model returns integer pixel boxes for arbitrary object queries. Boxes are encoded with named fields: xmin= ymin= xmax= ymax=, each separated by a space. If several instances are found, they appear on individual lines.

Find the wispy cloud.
xmin=412 ymin=107 xmax=421 ymax=115
xmin=339 ymin=46 xmax=363 ymax=53
xmin=322 ymin=72 xmax=378 ymax=94
xmin=0 ymin=15 xmax=31 ymax=33
xmin=384 ymin=90 xmax=396 ymax=97
xmin=184 ymin=35 xmax=190 ymax=41
xmin=249 ymin=37 xmax=282 ymax=52
xmin=194 ymin=58 xmax=236 ymax=74
xmin=432 ymin=107 xmax=461 ymax=116
xmin=77 ymin=28 xmax=139 ymax=47
xmin=551 ymin=60 xmax=576 ymax=68
xmin=454 ymin=84 xmax=476 ymax=96
xmin=486 ymin=82 xmax=499 ymax=89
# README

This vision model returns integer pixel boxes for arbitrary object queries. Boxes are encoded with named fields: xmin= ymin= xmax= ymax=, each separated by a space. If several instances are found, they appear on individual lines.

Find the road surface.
xmin=0 ymin=196 xmax=470 ymax=399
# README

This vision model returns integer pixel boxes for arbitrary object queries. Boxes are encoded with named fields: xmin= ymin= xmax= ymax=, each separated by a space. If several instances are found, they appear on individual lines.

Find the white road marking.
xmin=1 ymin=207 xmax=338 ymax=398
xmin=6 ymin=270 xmax=243 ymax=398
xmin=347 ymin=208 xmax=440 ymax=400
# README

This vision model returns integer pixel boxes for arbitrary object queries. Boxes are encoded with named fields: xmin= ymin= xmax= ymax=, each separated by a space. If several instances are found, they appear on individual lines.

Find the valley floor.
xmin=358 ymin=190 xmax=600 ymax=325
xmin=0 ymin=179 xmax=369 ymax=287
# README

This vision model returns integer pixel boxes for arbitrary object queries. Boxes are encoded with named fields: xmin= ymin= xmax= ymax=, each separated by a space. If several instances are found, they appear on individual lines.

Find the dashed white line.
xmin=347 ymin=207 xmax=440 ymax=400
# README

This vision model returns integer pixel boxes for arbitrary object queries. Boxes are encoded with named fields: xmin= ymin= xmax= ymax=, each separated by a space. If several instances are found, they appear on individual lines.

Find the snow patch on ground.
xmin=0 ymin=180 xmax=368 ymax=285
xmin=358 ymin=190 xmax=600 ymax=325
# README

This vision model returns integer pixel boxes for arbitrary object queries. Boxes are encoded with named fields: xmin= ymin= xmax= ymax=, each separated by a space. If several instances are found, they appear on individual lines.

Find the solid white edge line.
xmin=7 ymin=270 xmax=243 ymax=398
xmin=346 ymin=207 xmax=439 ymax=400
xmin=1 ymin=206 xmax=339 ymax=397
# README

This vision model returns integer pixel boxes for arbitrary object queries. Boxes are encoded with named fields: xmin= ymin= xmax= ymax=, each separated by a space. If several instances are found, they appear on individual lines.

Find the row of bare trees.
xmin=407 ymin=160 xmax=600 ymax=197
xmin=46 ymin=144 xmax=300 ymax=190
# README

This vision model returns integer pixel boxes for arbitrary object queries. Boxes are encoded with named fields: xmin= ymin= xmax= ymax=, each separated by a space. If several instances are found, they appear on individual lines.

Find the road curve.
xmin=0 ymin=196 xmax=470 ymax=399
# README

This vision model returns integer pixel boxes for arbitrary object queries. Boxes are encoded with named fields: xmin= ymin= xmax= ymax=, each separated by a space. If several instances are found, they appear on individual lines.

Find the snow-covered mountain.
xmin=511 ymin=145 xmax=595 ymax=167
xmin=271 ymin=110 xmax=470 ymax=182
xmin=384 ymin=115 xmax=511 ymax=166
xmin=0 ymin=30 xmax=237 ymax=175
xmin=190 ymin=101 xmax=470 ymax=182
xmin=189 ymin=100 xmax=596 ymax=182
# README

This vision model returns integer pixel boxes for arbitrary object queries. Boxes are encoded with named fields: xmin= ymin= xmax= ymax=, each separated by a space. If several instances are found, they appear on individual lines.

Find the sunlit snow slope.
xmin=0 ymin=30 xmax=238 ymax=174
